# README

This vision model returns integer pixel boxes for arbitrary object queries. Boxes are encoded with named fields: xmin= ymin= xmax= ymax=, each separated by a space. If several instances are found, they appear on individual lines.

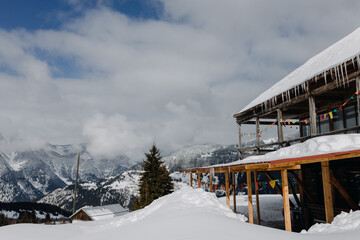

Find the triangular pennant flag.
xmin=269 ymin=180 xmax=276 ymax=189
xmin=320 ymin=115 xmax=323 ymax=121
xmin=329 ymin=111 xmax=333 ymax=119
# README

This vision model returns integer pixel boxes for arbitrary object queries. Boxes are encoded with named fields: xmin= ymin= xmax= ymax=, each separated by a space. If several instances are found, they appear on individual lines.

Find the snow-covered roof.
xmin=70 ymin=204 xmax=128 ymax=221
xmin=240 ymin=27 xmax=360 ymax=113
xmin=195 ymin=134 xmax=360 ymax=169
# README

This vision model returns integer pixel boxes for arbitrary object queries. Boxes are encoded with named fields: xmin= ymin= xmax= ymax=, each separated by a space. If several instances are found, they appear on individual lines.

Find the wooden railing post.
xmin=281 ymin=169 xmax=292 ymax=232
xmin=256 ymin=118 xmax=260 ymax=153
xmin=225 ymin=170 xmax=230 ymax=207
xmin=238 ymin=123 xmax=243 ymax=159
xmin=232 ymin=172 xmax=237 ymax=213
xmin=190 ymin=173 xmax=193 ymax=187
xmin=247 ymin=171 xmax=254 ymax=224
xmin=321 ymin=161 xmax=334 ymax=223
xmin=277 ymin=109 xmax=284 ymax=148
xmin=254 ymin=171 xmax=261 ymax=225
xmin=209 ymin=169 xmax=213 ymax=192
xmin=309 ymin=96 xmax=317 ymax=136
xmin=197 ymin=173 xmax=201 ymax=188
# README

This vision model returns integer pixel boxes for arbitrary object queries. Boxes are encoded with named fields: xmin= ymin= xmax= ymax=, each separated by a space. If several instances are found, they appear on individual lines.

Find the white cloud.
xmin=1 ymin=1 xmax=360 ymax=161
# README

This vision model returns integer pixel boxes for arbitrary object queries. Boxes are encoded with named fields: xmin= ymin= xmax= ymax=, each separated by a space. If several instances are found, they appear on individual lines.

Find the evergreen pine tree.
xmin=45 ymin=212 xmax=51 ymax=224
xmin=30 ymin=208 xmax=38 ymax=223
xmin=132 ymin=144 xmax=174 ymax=210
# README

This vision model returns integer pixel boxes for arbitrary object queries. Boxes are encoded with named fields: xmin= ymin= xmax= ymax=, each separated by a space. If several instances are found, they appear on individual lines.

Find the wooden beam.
xmin=232 ymin=172 xmax=237 ymax=213
xmin=277 ymin=109 xmax=284 ymax=147
xmin=321 ymin=161 xmax=334 ymax=223
xmin=288 ymin=170 xmax=315 ymax=203
xmin=256 ymin=117 xmax=260 ymax=154
xmin=330 ymin=173 xmax=359 ymax=210
xmin=356 ymin=77 xmax=360 ymax=125
xmin=209 ymin=169 xmax=213 ymax=192
xmin=309 ymin=96 xmax=317 ymax=136
xmin=197 ymin=173 xmax=201 ymax=188
xmin=281 ymin=169 xmax=292 ymax=232
xmin=264 ymin=172 xmax=295 ymax=208
xmin=254 ymin=171 xmax=261 ymax=225
xmin=225 ymin=170 xmax=230 ymax=207
xmin=190 ymin=173 xmax=193 ymax=187
xmin=238 ymin=124 xmax=243 ymax=159
xmin=247 ymin=171 xmax=254 ymax=224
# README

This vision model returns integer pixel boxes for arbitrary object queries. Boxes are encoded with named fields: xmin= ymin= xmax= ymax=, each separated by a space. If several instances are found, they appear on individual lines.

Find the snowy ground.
xmin=0 ymin=185 xmax=359 ymax=240
xmin=218 ymin=193 xmax=295 ymax=222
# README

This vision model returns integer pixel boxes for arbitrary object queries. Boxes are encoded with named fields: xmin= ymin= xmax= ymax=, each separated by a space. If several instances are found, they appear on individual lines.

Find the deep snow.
xmin=1 ymin=185 xmax=359 ymax=240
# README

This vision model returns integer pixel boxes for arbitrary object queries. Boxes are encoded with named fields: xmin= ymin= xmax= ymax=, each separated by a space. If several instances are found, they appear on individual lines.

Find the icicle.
xmin=344 ymin=63 xmax=349 ymax=86
xmin=315 ymin=75 xmax=318 ymax=83
xmin=357 ymin=55 xmax=360 ymax=70
xmin=324 ymin=71 xmax=327 ymax=84
xmin=334 ymin=67 xmax=338 ymax=87
xmin=340 ymin=64 xmax=345 ymax=86
xmin=352 ymin=58 xmax=355 ymax=68
xmin=281 ymin=92 xmax=284 ymax=102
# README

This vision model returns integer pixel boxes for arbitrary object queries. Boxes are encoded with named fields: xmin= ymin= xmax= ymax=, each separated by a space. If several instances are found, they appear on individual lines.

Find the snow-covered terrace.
xmin=181 ymin=134 xmax=360 ymax=232
xmin=182 ymin=134 xmax=360 ymax=173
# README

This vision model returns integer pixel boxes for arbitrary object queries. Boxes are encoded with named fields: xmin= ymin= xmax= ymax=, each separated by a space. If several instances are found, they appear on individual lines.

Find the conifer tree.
xmin=132 ymin=144 xmax=174 ymax=210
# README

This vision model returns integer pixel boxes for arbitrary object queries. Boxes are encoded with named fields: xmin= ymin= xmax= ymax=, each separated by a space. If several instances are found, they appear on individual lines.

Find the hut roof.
xmin=239 ymin=27 xmax=360 ymax=114
xmin=70 ymin=204 xmax=128 ymax=221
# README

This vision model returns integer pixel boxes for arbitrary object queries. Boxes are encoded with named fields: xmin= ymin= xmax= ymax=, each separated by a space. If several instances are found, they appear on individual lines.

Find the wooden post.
xmin=321 ymin=161 xmax=334 ymax=223
xmin=247 ymin=171 xmax=254 ymax=224
xmin=232 ymin=172 xmax=237 ymax=213
xmin=209 ymin=169 xmax=213 ymax=192
xmin=197 ymin=173 xmax=201 ymax=188
xmin=309 ymin=96 xmax=317 ymax=136
xmin=73 ymin=152 xmax=80 ymax=214
xmin=277 ymin=109 xmax=284 ymax=148
xmin=256 ymin=118 xmax=260 ymax=154
xmin=356 ymin=77 xmax=360 ymax=125
xmin=281 ymin=169 xmax=292 ymax=232
xmin=190 ymin=173 xmax=193 ymax=187
xmin=225 ymin=170 xmax=230 ymax=207
xmin=238 ymin=123 xmax=243 ymax=159
xmin=254 ymin=171 xmax=261 ymax=225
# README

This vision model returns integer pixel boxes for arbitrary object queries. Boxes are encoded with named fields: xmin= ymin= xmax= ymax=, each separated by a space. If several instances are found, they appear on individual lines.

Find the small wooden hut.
xmin=70 ymin=204 xmax=128 ymax=221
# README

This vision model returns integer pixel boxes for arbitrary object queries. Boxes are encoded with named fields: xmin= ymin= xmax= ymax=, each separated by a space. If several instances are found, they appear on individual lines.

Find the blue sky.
xmin=0 ymin=0 xmax=162 ymax=30
xmin=1 ymin=0 xmax=360 ymax=161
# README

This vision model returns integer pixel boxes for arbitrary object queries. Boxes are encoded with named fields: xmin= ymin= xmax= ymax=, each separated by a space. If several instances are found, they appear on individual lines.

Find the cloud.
xmin=83 ymin=113 xmax=152 ymax=160
xmin=1 ymin=1 xmax=360 ymax=160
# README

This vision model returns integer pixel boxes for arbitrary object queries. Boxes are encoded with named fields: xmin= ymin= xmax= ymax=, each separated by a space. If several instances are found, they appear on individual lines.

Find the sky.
xmin=1 ymin=0 xmax=360 ymax=161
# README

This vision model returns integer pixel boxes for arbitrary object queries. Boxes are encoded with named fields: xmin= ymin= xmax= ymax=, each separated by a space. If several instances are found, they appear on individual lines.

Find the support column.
xmin=277 ymin=109 xmax=284 ymax=148
xmin=247 ymin=171 xmax=254 ymax=224
xmin=238 ymin=123 xmax=243 ymax=159
xmin=254 ymin=171 xmax=261 ymax=225
xmin=309 ymin=96 xmax=317 ymax=136
xmin=197 ymin=173 xmax=201 ymax=188
xmin=232 ymin=172 xmax=237 ymax=213
xmin=190 ymin=173 xmax=193 ymax=187
xmin=256 ymin=118 xmax=260 ymax=154
xmin=321 ymin=161 xmax=334 ymax=223
xmin=281 ymin=169 xmax=292 ymax=232
xmin=225 ymin=170 xmax=230 ymax=207
xmin=356 ymin=77 xmax=360 ymax=125
xmin=209 ymin=169 xmax=213 ymax=192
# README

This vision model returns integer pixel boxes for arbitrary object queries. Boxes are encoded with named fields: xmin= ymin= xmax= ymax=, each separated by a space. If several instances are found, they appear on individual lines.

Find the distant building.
xmin=70 ymin=204 xmax=128 ymax=221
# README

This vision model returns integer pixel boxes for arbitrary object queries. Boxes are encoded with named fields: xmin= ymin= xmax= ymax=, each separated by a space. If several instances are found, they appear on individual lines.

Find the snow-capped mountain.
xmin=0 ymin=142 xmax=130 ymax=202
xmin=163 ymin=144 xmax=239 ymax=172
xmin=38 ymin=170 xmax=141 ymax=212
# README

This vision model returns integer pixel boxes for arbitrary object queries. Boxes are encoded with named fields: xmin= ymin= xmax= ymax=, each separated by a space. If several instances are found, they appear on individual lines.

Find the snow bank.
xmin=241 ymin=27 xmax=360 ymax=112
xmin=1 ymin=186 xmax=360 ymax=240
xmin=303 ymin=210 xmax=360 ymax=234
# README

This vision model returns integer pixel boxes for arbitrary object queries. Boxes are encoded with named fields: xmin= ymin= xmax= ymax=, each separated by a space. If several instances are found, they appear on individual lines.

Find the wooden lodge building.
xmin=181 ymin=28 xmax=360 ymax=232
